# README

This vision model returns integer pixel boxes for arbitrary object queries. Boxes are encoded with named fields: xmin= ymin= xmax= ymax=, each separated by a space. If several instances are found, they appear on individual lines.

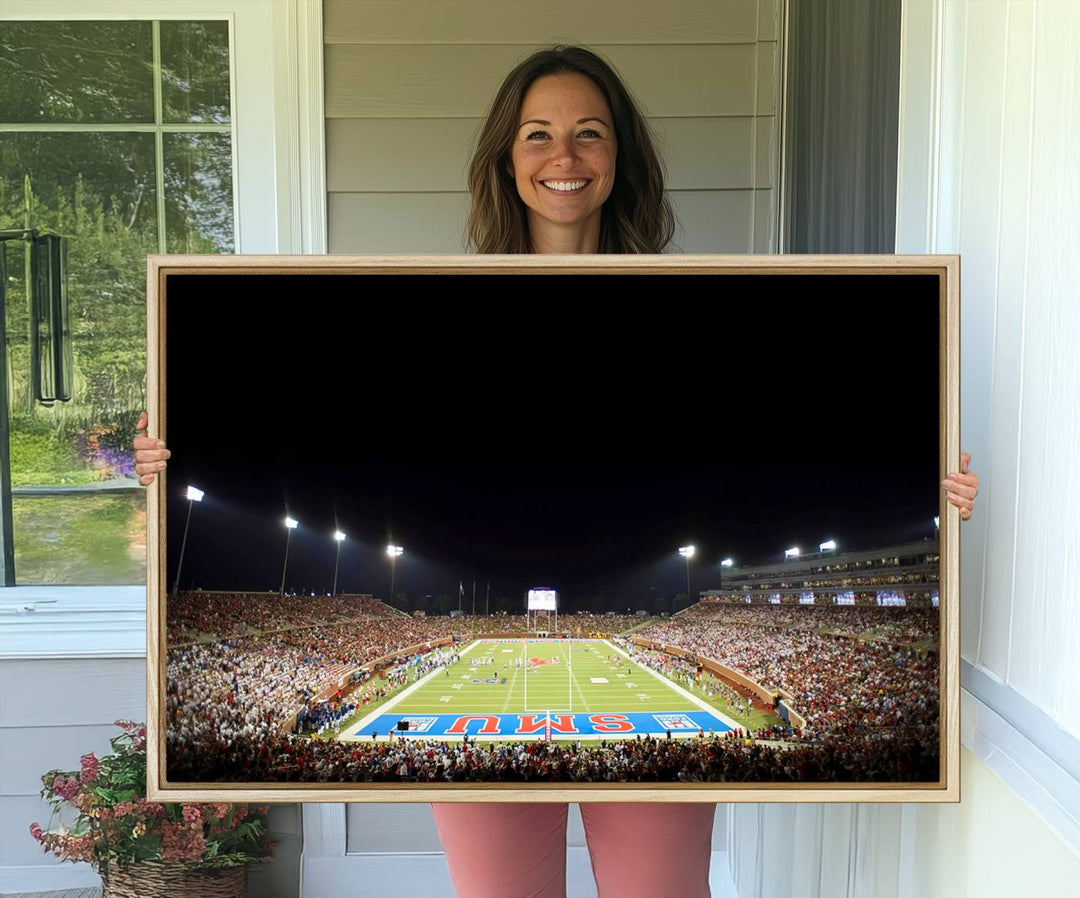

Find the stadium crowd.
xmin=167 ymin=727 xmax=937 ymax=784
xmin=675 ymin=602 xmax=937 ymax=644
xmin=164 ymin=592 xmax=940 ymax=784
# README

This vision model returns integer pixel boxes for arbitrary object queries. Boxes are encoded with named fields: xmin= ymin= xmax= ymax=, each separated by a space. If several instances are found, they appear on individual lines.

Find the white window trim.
xmin=0 ymin=0 xmax=327 ymax=657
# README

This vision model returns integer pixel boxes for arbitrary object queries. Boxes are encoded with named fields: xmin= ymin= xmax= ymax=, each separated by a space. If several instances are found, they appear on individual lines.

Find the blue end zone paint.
xmin=349 ymin=710 xmax=731 ymax=739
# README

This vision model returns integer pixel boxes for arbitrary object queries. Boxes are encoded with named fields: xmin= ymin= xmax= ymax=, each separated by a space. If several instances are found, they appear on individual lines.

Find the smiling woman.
xmin=509 ymin=73 xmax=617 ymax=253
xmin=466 ymin=45 xmax=674 ymax=254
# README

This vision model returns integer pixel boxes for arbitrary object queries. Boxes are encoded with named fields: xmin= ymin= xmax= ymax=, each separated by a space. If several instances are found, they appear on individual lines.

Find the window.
xmin=1 ymin=19 xmax=234 ymax=584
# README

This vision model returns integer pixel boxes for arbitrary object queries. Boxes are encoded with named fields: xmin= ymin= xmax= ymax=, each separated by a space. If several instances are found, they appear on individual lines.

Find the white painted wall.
xmin=729 ymin=1 xmax=1080 ymax=894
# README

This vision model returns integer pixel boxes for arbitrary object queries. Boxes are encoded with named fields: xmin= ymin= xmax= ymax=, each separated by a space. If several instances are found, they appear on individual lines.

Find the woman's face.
xmin=509 ymin=73 xmax=616 ymax=244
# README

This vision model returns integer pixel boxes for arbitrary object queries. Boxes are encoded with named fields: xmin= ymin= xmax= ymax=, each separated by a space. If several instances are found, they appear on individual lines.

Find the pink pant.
xmin=431 ymin=802 xmax=715 ymax=898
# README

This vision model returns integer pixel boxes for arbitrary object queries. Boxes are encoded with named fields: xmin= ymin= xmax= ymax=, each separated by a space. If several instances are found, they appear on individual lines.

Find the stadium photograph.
xmin=152 ymin=258 xmax=954 ymax=796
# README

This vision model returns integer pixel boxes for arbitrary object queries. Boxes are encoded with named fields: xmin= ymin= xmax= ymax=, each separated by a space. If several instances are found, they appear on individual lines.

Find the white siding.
xmin=324 ymin=0 xmax=782 ymax=254
xmin=898 ymin=0 xmax=1080 ymax=737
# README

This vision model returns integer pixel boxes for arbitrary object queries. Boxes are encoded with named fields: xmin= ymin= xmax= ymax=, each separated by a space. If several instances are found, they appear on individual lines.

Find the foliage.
xmin=1 ymin=18 xmax=232 ymax=475
xmin=30 ymin=721 xmax=273 ymax=874
xmin=8 ymin=429 xmax=92 ymax=485
xmin=13 ymin=493 xmax=145 ymax=584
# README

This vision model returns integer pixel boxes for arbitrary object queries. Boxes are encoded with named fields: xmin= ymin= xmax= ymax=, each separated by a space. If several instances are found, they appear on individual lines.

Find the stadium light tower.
xmin=171 ymin=485 xmax=204 ymax=597
xmin=820 ymin=539 xmax=837 ymax=553
xmin=387 ymin=544 xmax=404 ymax=606
xmin=280 ymin=517 xmax=298 ymax=595
xmin=678 ymin=545 xmax=695 ymax=611
xmin=784 ymin=546 xmax=800 ymax=560
xmin=720 ymin=556 xmax=733 ymax=594
xmin=332 ymin=530 xmax=346 ymax=595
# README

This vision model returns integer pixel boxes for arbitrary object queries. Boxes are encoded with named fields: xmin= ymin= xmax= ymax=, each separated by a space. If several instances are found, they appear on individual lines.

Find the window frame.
xmin=0 ymin=0 xmax=325 ymax=641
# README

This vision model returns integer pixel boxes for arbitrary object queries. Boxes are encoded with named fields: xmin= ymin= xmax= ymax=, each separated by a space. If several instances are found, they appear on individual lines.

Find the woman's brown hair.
xmin=466 ymin=46 xmax=675 ymax=254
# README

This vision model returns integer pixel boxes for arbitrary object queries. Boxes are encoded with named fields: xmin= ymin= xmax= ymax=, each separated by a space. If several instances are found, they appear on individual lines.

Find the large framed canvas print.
xmin=145 ymin=254 xmax=960 ymax=803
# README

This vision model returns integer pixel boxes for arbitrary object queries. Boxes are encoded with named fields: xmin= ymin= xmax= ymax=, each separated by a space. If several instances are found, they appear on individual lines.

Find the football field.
xmin=341 ymin=639 xmax=736 ymax=742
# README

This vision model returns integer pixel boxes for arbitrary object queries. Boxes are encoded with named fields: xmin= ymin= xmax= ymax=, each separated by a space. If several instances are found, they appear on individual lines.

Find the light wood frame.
xmin=146 ymin=253 xmax=960 ymax=803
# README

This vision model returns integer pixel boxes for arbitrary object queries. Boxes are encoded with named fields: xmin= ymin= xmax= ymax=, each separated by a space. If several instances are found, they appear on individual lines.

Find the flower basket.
xmin=31 ymin=721 xmax=273 ymax=888
xmin=101 ymin=862 xmax=246 ymax=898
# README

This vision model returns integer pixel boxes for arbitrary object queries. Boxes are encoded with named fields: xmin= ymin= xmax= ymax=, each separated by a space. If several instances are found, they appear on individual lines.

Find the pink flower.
xmin=207 ymin=802 xmax=231 ymax=820
xmin=80 ymin=753 xmax=99 ymax=782
xmin=181 ymin=805 xmax=202 ymax=824
xmin=29 ymin=822 xmax=43 ymax=842
xmin=52 ymin=777 xmax=80 ymax=801
xmin=137 ymin=799 xmax=165 ymax=817
xmin=160 ymin=821 xmax=205 ymax=863
xmin=112 ymin=801 xmax=136 ymax=818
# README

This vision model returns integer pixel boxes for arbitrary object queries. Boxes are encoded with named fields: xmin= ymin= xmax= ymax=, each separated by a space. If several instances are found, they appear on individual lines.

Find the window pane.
xmin=164 ymin=133 xmax=235 ymax=252
xmin=12 ymin=493 xmax=145 ymax=585
xmin=2 ymin=18 xmax=235 ymax=586
xmin=2 ymin=132 xmax=156 ymax=585
xmin=160 ymin=20 xmax=232 ymax=124
xmin=0 ymin=22 xmax=154 ymax=124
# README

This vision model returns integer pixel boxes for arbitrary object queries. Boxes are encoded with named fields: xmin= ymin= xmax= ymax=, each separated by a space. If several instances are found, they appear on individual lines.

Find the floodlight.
xmin=173 ymin=485 xmax=205 ymax=596
xmin=820 ymin=539 xmax=837 ymax=552
xmin=330 ymin=530 xmax=347 ymax=595
xmin=785 ymin=547 xmax=800 ymax=559
xmin=285 ymin=517 xmax=298 ymax=529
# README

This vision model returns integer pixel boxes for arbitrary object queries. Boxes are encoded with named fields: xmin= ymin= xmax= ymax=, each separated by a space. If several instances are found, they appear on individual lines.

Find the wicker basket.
xmin=100 ymin=863 xmax=247 ymax=898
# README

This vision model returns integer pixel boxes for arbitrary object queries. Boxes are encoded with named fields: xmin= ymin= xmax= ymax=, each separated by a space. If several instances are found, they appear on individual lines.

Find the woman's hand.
xmin=941 ymin=451 xmax=979 ymax=521
xmin=133 ymin=411 xmax=170 ymax=486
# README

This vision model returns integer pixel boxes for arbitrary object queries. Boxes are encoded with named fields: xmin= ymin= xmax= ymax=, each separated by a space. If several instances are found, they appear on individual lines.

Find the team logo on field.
xmin=653 ymin=714 xmax=697 ymax=730
xmin=399 ymin=717 xmax=438 ymax=732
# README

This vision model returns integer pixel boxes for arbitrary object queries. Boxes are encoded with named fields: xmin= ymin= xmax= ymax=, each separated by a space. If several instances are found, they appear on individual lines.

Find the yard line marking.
xmin=501 ymin=647 xmax=522 ymax=714
xmin=571 ymin=647 xmax=591 ymax=712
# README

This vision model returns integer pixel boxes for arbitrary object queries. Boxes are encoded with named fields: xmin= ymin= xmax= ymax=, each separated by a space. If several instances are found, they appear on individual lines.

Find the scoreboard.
xmin=527 ymin=588 xmax=558 ymax=611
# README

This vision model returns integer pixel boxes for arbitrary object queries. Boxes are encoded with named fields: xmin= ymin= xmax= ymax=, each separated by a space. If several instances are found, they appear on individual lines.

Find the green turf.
xmin=675 ymin=671 xmax=782 ymax=732
xmin=388 ymin=639 xmax=726 ymax=719
xmin=324 ymin=639 xmax=787 ymax=740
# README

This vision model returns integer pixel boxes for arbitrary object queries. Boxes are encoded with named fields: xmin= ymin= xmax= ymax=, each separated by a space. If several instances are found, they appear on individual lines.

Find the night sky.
xmin=162 ymin=272 xmax=942 ymax=611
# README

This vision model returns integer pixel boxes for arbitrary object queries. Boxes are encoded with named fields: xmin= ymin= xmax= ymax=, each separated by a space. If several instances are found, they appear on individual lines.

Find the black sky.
xmin=163 ymin=272 xmax=942 ymax=610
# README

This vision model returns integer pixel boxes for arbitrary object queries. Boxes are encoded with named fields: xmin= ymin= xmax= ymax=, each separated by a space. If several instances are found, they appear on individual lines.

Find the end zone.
xmin=340 ymin=710 xmax=731 ymax=742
